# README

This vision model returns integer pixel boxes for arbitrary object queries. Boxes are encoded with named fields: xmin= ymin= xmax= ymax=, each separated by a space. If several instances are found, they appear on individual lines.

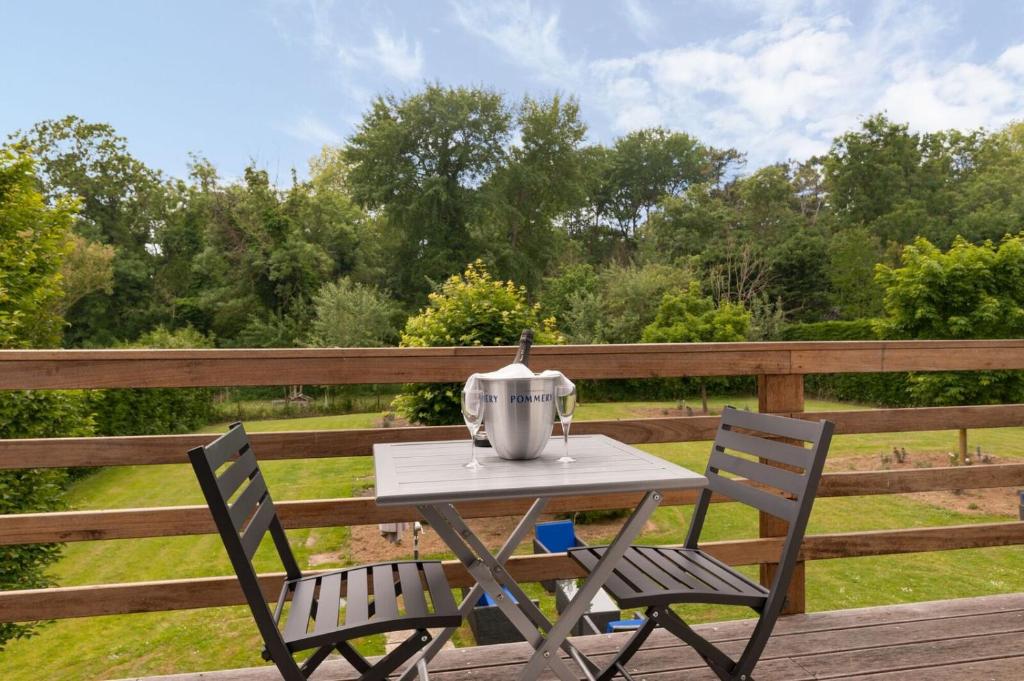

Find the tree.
xmin=9 ymin=116 xmax=167 ymax=345
xmin=823 ymin=114 xmax=983 ymax=247
xmin=766 ymin=228 xmax=831 ymax=321
xmin=189 ymin=165 xmax=357 ymax=346
xmin=0 ymin=149 xmax=94 ymax=649
xmin=307 ymin=277 xmax=402 ymax=347
xmin=58 ymin=235 xmax=115 ymax=316
xmin=343 ymin=85 xmax=511 ymax=302
xmin=641 ymin=284 xmax=751 ymax=411
xmin=876 ymin=235 xmax=1024 ymax=405
xmin=828 ymin=226 xmax=884 ymax=319
xmin=598 ymin=263 xmax=695 ymax=343
xmin=393 ymin=261 xmax=561 ymax=425
xmin=477 ymin=95 xmax=588 ymax=291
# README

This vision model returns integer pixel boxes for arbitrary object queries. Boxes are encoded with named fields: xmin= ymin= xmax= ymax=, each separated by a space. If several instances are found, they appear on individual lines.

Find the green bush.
xmin=86 ymin=326 xmax=215 ymax=436
xmin=780 ymin=319 xmax=914 ymax=406
xmin=0 ymin=390 xmax=94 ymax=649
xmin=393 ymin=261 xmax=562 ymax=425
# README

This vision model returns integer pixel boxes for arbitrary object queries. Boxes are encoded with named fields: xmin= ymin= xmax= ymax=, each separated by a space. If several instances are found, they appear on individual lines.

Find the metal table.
xmin=374 ymin=434 xmax=708 ymax=681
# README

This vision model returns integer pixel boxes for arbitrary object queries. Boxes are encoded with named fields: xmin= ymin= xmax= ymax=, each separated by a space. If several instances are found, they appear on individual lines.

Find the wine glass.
xmin=555 ymin=385 xmax=577 ymax=463
xmin=461 ymin=388 xmax=485 ymax=470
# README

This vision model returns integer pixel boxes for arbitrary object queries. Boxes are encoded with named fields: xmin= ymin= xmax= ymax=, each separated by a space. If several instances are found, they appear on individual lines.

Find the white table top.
xmin=373 ymin=434 xmax=708 ymax=506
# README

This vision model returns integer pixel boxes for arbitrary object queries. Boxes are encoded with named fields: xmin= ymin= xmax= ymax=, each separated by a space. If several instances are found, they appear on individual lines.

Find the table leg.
xmin=432 ymin=502 xmax=600 ymax=677
xmin=518 ymin=490 xmax=663 ymax=681
xmin=416 ymin=503 xmax=580 ymax=681
xmin=396 ymin=498 xmax=549 ymax=681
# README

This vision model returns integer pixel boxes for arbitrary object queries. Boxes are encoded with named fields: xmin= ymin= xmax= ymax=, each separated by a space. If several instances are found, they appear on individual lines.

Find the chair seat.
xmin=568 ymin=545 xmax=769 ymax=609
xmin=278 ymin=560 xmax=461 ymax=651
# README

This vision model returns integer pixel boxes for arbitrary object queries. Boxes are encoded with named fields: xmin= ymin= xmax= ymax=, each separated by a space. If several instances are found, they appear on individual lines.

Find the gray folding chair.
xmin=188 ymin=423 xmax=461 ymax=681
xmin=569 ymin=406 xmax=834 ymax=681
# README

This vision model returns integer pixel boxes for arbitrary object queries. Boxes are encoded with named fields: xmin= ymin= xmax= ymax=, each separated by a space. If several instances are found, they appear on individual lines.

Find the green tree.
xmin=393 ymin=261 xmax=561 ymax=425
xmin=343 ymin=85 xmax=511 ymax=302
xmin=307 ymin=277 xmax=402 ymax=347
xmin=876 ymin=235 xmax=1024 ymax=404
xmin=9 ymin=116 xmax=168 ymax=345
xmin=823 ymin=114 xmax=982 ymax=247
xmin=189 ymin=165 xmax=357 ymax=346
xmin=766 ymin=228 xmax=831 ymax=321
xmin=641 ymin=284 xmax=751 ymax=410
xmin=478 ymin=95 xmax=588 ymax=291
xmin=828 ymin=226 xmax=884 ymax=318
xmin=0 ymin=149 xmax=94 ymax=649
xmin=597 ymin=263 xmax=695 ymax=343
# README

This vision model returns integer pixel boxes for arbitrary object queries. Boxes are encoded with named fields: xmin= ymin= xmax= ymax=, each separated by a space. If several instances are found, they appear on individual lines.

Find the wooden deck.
xmin=123 ymin=593 xmax=1024 ymax=680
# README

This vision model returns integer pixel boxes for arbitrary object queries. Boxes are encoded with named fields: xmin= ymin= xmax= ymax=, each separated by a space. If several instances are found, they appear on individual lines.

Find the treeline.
xmin=6 ymin=85 xmax=1024 ymax=352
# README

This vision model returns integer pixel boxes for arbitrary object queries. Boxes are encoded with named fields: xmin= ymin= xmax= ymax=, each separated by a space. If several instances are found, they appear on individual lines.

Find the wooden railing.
xmin=2 ymin=341 xmax=1024 ymax=626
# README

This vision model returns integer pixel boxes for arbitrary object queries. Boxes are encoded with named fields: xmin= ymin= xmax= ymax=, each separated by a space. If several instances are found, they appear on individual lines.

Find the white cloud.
xmin=583 ymin=1 xmax=1024 ymax=166
xmin=623 ymin=0 xmax=657 ymax=41
xmin=336 ymin=29 xmax=424 ymax=83
xmin=451 ymin=0 xmax=580 ymax=83
xmin=369 ymin=28 xmax=424 ymax=82
xmin=283 ymin=115 xmax=342 ymax=145
xmin=997 ymin=43 xmax=1024 ymax=76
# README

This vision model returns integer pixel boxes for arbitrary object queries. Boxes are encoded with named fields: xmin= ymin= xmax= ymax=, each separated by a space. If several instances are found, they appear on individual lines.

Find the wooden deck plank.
xmin=113 ymin=594 xmax=1024 ymax=681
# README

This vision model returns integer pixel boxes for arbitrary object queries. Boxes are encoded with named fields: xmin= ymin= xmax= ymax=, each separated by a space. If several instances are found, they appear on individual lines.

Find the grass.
xmin=3 ymin=397 xmax=1024 ymax=679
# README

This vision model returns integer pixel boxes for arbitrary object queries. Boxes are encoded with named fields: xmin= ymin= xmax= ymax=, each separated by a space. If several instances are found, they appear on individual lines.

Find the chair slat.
xmin=314 ymin=572 xmax=342 ymax=636
xmin=397 ymin=562 xmax=428 ymax=618
xmin=573 ymin=548 xmax=638 ymax=597
xmin=624 ymin=547 xmax=690 ymax=592
xmin=708 ymin=450 xmax=807 ymax=496
xmin=216 ymin=449 xmax=257 ymax=500
xmin=708 ymin=472 xmax=797 ymax=522
xmin=371 ymin=564 xmax=398 ymax=620
xmin=203 ymin=425 xmax=250 ymax=471
xmin=721 ymin=407 xmax=822 ymax=442
xmin=345 ymin=568 xmax=369 ymax=627
xmin=285 ymin=578 xmax=316 ymax=640
xmin=634 ymin=547 xmax=703 ymax=590
xmin=716 ymin=428 xmax=812 ymax=470
xmin=422 ymin=562 xmax=458 ymax=615
xmin=690 ymin=549 xmax=768 ymax=597
xmin=228 ymin=471 xmax=268 ymax=529
xmin=611 ymin=550 xmax=663 ymax=594
xmin=241 ymin=496 xmax=276 ymax=559
xmin=658 ymin=549 xmax=745 ymax=595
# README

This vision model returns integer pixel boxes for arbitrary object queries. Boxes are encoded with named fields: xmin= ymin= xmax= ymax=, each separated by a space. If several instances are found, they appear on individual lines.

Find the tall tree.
xmin=343 ymin=85 xmax=511 ymax=302
xmin=9 ymin=116 xmax=167 ymax=345
xmin=478 ymin=95 xmax=587 ymax=291
xmin=0 ymin=149 xmax=94 ymax=649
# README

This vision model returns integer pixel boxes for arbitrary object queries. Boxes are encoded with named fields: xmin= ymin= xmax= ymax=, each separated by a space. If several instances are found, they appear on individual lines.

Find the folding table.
xmin=373 ymin=434 xmax=708 ymax=681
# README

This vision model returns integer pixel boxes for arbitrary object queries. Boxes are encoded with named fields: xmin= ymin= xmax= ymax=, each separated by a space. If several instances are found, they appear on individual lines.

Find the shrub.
xmin=393 ymin=261 xmax=562 ymax=425
xmin=307 ymin=277 xmax=402 ymax=347
xmin=87 ymin=326 xmax=215 ymax=436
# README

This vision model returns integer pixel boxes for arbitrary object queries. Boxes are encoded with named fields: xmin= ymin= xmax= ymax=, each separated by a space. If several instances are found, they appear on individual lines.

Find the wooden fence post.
xmin=757 ymin=373 xmax=806 ymax=615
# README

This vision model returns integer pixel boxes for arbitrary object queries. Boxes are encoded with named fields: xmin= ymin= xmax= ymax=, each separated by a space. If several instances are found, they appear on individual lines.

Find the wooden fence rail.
xmin=1 ymin=342 xmax=1023 ymax=629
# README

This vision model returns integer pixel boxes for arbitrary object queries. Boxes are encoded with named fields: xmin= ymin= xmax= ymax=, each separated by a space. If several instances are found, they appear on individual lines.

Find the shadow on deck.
xmin=122 ymin=593 xmax=1024 ymax=680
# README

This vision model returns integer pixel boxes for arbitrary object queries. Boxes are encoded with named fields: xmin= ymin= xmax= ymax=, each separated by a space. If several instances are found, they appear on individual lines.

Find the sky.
xmin=3 ymin=0 xmax=1023 ymax=182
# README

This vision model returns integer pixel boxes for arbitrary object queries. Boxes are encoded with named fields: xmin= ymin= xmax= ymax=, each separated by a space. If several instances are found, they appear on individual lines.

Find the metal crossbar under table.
xmin=374 ymin=435 xmax=708 ymax=680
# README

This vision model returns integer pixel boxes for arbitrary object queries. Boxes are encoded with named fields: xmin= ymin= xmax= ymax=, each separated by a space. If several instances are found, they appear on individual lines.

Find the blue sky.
xmin=3 ymin=0 xmax=1023 ymax=181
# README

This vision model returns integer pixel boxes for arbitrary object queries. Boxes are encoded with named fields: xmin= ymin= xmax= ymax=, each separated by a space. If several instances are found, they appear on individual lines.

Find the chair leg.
xmin=360 ymin=629 xmax=431 ymax=681
xmin=300 ymin=645 xmax=335 ymax=677
xmin=595 ymin=609 xmax=659 ymax=681
xmin=336 ymin=640 xmax=373 ymax=674
xmin=658 ymin=608 xmax=741 ymax=681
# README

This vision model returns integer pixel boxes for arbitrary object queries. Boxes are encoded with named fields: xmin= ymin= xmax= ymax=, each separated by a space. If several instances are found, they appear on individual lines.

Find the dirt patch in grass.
xmin=637 ymin=406 xmax=720 ymax=418
xmin=346 ymin=514 xmax=655 ymax=564
xmin=828 ymin=451 xmax=1019 ymax=518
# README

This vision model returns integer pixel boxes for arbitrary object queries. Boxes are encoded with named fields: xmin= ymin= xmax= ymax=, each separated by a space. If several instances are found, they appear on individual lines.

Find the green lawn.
xmin=3 ymin=398 xmax=1024 ymax=680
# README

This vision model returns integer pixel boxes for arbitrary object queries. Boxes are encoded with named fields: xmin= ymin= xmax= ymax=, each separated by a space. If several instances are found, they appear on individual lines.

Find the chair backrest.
xmin=188 ymin=423 xmax=302 ymax=638
xmin=685 ymin=407 xmax=833 ymax=595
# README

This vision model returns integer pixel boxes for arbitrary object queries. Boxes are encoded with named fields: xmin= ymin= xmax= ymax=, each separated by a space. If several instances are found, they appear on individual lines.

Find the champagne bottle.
xmin=475 ymin=329 xmax=534 ymax=449
xmin=512 ymin=328 xmax=534 ymax=366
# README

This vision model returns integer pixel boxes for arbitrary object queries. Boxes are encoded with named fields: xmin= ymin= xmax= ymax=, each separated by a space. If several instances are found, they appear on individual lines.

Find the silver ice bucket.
xmin=478 ymin=375 xmax=557 ymax=460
